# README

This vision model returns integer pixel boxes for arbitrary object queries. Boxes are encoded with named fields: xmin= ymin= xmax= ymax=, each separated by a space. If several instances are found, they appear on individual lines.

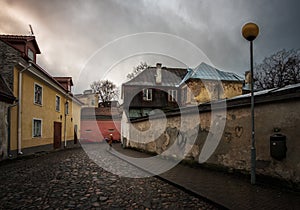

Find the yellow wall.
xmin=187 ymin=79 xmax=243 ymax=104
xmin=10 ymin=66 xmax=80 ymax=150
xmin=72 ymin=100 xmax=81 ymax=138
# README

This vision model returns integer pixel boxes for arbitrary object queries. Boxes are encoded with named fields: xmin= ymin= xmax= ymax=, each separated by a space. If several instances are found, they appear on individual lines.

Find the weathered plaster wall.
xmin=125 ymin=99 xmax=300 ymax=185
xmin=187 ymin=79 xmax=243 ymax=103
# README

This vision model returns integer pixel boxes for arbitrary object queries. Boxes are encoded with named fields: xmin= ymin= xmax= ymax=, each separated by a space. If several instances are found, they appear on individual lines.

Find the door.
xmin=53 ymin=122 xmax=62 ymax=149
xmin=74 ymin=124 xmax=78 ymax=144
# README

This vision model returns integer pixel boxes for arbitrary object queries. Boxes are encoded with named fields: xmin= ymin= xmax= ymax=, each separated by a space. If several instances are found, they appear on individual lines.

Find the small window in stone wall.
xmin=168 ymin=89 xmax=177 ymax=102
xmin=143 ymin=89 xmax=152 ymax=101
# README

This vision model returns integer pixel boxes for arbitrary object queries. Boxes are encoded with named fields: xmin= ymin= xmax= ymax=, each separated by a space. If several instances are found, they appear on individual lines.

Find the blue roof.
xmin=180 ymin=63 xmax=244 ymax=85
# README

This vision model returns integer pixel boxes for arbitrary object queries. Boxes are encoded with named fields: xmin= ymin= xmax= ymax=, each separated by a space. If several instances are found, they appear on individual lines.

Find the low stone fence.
xmin=123 ymin=86 xmax=300 ymax=188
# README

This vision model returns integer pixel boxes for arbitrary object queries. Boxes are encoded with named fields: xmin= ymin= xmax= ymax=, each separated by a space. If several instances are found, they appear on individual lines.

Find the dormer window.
xmin=28 ymin=48 xmax=34 ymax=61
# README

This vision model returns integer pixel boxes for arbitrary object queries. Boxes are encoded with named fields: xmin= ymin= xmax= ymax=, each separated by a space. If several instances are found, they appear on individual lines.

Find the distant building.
xmin=122 ymin=62 xmax=244 ymax=120
xmin=0 ymin=34 xmax=83 ymax=158
xmin=122 ymin=63 xmax=187 ymax=119
xmin=75 ymin=89 xmax=99 ymax=108
xmin=80 ymin=106 xmax=122 ymax=143
xmin=181 ymin=63 xmax=244 ymax=104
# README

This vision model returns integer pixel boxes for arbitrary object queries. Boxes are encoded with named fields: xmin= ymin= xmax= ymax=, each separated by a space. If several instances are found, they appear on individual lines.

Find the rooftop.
xmin=123 ymin=66 xmax=187 ymax=87
xmin=180 ymin=62 xmax=244 ymax=85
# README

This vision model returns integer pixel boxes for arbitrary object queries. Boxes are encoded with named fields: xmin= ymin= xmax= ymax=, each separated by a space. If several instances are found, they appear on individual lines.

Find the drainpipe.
xmin=17 ymin=62 xmax=32 ymax=155
xmin=7 ymin=101 xmax=18 ymax=158
xmin=64 ymin=99 xmax=69 ymax=148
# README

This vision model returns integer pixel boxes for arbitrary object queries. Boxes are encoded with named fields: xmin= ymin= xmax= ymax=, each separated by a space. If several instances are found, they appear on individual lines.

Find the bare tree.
xmin=254 ymin=49 xmax=300 ymax=90
xmin=127 ymin=62 xmax=148 ymax=79
xmin=90 ymin=80 xmax=118 ymax=103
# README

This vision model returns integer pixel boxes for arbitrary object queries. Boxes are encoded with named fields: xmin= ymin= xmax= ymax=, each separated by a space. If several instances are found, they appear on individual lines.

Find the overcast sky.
xmin=1 ymin=0 xmax=299 ymax=93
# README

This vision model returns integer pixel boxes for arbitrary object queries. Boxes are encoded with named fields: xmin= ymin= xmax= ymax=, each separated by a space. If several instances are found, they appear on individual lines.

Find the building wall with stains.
xmin=124 ymin=93 xmax=300 ymax=187
xmin=186 ymin=79 xmax=243 ymax=103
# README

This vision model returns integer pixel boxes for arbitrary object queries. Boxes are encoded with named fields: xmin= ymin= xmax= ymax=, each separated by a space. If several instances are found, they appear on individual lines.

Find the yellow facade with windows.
xmin=9 ymin=65 xmax=82 ymax=153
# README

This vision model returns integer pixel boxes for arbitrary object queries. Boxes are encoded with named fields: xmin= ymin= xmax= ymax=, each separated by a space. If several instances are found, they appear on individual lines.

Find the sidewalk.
xmin=111 ymin=144 xmax=300 ymax=210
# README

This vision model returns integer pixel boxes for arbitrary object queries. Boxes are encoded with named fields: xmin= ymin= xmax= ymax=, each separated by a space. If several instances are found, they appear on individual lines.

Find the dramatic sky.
xmin=1 ymin=0 xmax=299 ymax=93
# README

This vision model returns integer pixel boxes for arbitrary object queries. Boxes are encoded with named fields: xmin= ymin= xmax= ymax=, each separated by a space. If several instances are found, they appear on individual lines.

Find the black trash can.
xmin=270 ymin=134 xmax=287 ymax=160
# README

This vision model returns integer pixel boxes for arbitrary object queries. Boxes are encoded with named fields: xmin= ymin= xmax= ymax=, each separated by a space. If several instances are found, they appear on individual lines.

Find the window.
xmin=33 ymin=119 xmax=42 ymax=138
xmin=143 ymin=89 xmax=152 ymax=101
xmin=168 ymin=90 xmax=177 ymax=102
xmin=28 ymin=48 xmax=34 ymax=61
xmin=55 ymin=95 xmax=60 ymax=112
xmin=34 ymin=83 xmax=43 ymax=105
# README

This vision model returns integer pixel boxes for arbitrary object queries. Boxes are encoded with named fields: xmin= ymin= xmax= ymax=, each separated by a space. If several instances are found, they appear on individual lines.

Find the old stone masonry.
xmin=0 ymin=147 xmax=218 ymax=209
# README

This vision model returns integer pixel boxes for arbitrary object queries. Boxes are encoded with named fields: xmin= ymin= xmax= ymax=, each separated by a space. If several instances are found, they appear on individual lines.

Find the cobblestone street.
xmin=0 ymin=146 xmax=218 ymax=210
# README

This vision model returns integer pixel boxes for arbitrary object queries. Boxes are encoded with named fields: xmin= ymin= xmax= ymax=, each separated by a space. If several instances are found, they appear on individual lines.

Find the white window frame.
xmin=34 ymin=83 xmax=43 ymax=105
xmin=55 ymin=95 xmax=61 ymax=112
xmin=168 ymin=89 xmax=177 ymax=102
xmin=32 ymin=118 xmax=42 ymax=138
xmin=28 ymin=48 xmax=34 ymax=61
xmin=142 ymin=88 xmax=152 ymax=101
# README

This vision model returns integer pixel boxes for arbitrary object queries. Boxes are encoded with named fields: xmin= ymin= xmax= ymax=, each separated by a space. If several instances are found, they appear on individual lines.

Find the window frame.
xmin=55 ymin=95 xmax=61 ymax=112
xmin=168 ymin=89 xmax=177 ymax=102
xmin=27 ymin=48 xmax=34 ymax=61
xmin=34 ymin=83 xmax=43 ymax=106
xmin=142 ymin=88 xmax=152 ymax=101
xmin=32 ymin=118 xmax=42 ymax=138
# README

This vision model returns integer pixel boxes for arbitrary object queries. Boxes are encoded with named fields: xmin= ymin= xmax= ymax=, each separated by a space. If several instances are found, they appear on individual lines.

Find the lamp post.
xmin=242 ymin=22 xmax=259 ymax=185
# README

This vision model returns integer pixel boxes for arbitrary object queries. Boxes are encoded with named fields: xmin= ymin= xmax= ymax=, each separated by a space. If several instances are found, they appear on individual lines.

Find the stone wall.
xmin=124 ymin=91 xmax=300 ymax=186
xmin=0 ymin=40 xmax=22 ymax=91
xmin=0 ymin=101 xmax=9 ymax=160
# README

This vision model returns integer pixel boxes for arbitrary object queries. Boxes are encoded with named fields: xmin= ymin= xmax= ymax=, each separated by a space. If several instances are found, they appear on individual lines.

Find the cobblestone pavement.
xmin=0 ymin=145 xmax=219 ymax=210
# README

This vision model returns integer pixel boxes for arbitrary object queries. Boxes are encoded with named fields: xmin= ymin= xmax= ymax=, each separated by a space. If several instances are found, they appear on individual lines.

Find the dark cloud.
xmin=0 ymin=0 xmax=299 ymax=92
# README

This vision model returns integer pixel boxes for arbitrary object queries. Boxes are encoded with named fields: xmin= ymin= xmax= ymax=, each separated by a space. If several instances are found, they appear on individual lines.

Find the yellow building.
xmin=75 ymin=89 xmax=99 ymax=107
xmin=181 ymin=63 xmax=244 ymax=104
xmin=0 ymin=34 xmax=82 ymax=157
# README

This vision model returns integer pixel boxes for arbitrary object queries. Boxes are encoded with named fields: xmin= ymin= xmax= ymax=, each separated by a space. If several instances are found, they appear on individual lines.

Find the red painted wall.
xmin=80 ymin=119 xmax=121 ymax=143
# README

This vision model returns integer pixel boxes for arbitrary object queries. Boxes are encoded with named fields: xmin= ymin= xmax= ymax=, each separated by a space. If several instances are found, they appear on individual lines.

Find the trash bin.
xmin=270 ymin=134 xmax=287 ymax=160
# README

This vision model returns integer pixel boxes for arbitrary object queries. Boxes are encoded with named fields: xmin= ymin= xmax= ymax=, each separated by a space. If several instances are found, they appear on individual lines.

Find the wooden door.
xmin=53 ymin=122 xmax=62 ymax=149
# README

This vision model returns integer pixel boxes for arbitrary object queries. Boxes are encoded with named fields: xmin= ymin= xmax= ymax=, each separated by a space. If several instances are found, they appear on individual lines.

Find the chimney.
xmin=156 ymin=63 xmax=162 ymax=84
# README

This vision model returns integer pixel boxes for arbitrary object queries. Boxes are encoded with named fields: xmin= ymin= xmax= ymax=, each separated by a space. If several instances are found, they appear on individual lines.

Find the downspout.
xmin=64 ymin=98 xmax=69 ymax=148
xmin=17 ymin=62 xmax=32 ymax=155
xmin=64 ymin=111 xmax=67 ymax=148
xmin=7 ymin=101 xmax=18 ymax=158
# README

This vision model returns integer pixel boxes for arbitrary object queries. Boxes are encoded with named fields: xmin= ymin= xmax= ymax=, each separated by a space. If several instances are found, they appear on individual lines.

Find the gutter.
xmin=17 ymin=62 xmax=32 ymax=155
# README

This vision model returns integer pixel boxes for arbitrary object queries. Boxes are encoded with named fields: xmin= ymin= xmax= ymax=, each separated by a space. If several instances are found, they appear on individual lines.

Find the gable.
xmin=0 ymin=35 xmax=41 ymax=63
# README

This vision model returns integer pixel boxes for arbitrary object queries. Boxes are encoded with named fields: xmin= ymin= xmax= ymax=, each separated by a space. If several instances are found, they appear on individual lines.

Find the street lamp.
xmin=242 ymin=22 xmax=259 ymax=185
